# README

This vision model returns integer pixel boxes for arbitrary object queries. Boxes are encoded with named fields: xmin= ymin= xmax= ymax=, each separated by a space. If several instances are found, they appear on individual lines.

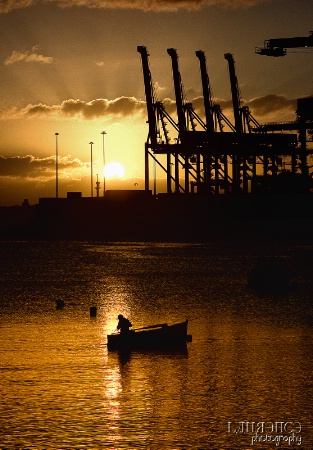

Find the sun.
xmin=103 ymin=162 xmax=125 ymax=179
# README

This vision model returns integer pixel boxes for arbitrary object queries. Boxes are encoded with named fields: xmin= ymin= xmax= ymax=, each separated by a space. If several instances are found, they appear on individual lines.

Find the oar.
xmin=132 ymin=323 xmax=167 ymax=331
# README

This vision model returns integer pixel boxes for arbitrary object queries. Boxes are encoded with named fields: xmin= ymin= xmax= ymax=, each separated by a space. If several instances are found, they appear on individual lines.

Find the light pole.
xmin=55 ymin=132 xmax=59 ymax=198
xmin=89 ymin=141 xmax=94 ymax=197
xmin=101 ymin=131 xmax=107 ymax=195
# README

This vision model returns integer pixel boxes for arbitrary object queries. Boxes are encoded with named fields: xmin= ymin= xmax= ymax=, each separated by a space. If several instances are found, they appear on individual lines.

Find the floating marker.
xmin=90 ymin=306 xmax=97 ymax=317
xmin=56 ymin=299 xmax=65 ymax=309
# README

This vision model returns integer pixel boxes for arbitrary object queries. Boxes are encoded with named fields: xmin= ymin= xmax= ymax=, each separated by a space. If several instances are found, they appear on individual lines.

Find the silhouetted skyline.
xmin=0 ymin=0 xmax=312 ymax=205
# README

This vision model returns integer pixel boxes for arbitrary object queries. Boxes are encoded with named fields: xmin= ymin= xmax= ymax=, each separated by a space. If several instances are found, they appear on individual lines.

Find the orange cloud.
xmin=4 ymin=47 xmax=55 ymax=65
xmin=0 ymin=97 xmax=146 ymax=120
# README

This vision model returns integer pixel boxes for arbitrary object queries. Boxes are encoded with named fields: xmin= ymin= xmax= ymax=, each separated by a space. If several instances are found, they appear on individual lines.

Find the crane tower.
xmin=138 ymin=47 xmax=301 ymax=195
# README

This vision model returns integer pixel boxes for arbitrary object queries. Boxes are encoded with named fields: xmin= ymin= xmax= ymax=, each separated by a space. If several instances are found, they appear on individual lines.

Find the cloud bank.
xmin=0 ymin=97 xmax=146 ymax=120
xmin=1 ymin=0 xmax=269 ymax=14
xmin=246 ymin=94 xmax=297 ymax=117
xmin=0 ymin=154 xmax=88 ymax=179
xmin=0 ymin=94 xmax=298 ymax=123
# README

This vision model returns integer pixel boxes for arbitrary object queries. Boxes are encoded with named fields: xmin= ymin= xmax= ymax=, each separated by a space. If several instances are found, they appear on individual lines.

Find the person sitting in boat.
xmin=117 ymin=314 xmax=132 ymax=334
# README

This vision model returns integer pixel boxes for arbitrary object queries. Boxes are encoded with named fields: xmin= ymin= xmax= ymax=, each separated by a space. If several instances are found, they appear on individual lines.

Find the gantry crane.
xmin=224 ymin=53 xmax=299 ymax=192
xmin=254 ymin=31 xmax=313 ymax=186
xmin=167 ymin=48 xmax=189 ymax=193
xmin=167 ymin=48 xmax=210 ymax=193
xmin=196 ymin=50 xmax=235 ymax=193
xmin=255 ymin=97 xmax=313 ymax=178
xmin=224 ymin=53 xmax=265 ymax=191
xmin=138 ymin=47 xmax=298 ymax=195
xmin=137 ymin=46 xmax=181 ymax=193
xmin=167 ymin=48 xmax=236 ymax=194
xmin=256 ymin=31 xmax=313 ymax=56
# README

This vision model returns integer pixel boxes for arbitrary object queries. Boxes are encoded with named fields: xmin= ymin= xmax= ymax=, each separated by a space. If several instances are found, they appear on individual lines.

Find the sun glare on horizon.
xmin=103 ymin=162 xmax=125 ymax=179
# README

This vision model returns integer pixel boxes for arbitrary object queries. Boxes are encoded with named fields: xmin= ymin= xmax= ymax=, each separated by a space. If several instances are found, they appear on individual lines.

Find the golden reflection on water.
xmin=98 ymin=278 xmax=134 ymax=335
xmin=102 ymin=362 xmax=122 ymax=445
xmin=1 ymin=241 xmax=313 ymax=448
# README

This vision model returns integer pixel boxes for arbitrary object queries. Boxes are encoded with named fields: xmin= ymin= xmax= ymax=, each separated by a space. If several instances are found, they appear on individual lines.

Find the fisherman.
xmin=117 ymin=314 xmax=132 ymax=334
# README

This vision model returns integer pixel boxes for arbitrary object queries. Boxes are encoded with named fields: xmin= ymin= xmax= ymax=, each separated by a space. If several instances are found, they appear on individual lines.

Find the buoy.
xmin=56 ymin=299 xmax=65 ymax=309
xmin=90 ymin=306 xmax=97 ymax=317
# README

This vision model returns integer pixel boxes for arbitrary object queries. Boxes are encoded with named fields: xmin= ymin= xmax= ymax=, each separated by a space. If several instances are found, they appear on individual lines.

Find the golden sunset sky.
xmin=0 ymin=0 xmax=312 ymax=205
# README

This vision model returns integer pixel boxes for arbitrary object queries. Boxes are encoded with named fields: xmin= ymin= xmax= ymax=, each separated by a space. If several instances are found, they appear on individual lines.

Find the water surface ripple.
xmin=0 ymin=241 xmax=312 ymax=449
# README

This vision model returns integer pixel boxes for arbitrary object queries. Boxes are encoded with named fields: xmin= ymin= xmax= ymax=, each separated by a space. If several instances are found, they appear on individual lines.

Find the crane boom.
xmin=256 ymin=31 xmax=313 ymax=56
xmin=224 ymin=53 xmax=242 ymax=134
xmin=195 ymin=50 xmax=215 ymax=133
xmin=137 ymin=46 xmax=158 ymax=146
xmin=167 ymin=48 xmax=187 ymax=134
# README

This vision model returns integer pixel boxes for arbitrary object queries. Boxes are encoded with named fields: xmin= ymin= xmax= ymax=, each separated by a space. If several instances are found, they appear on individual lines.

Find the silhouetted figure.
xmin=117 ymin=314 xmax=132 ymax=334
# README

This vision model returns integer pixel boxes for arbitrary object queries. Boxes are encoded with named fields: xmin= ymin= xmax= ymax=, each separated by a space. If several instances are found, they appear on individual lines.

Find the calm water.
xmin=0 ymin=240 xmax=312 ymax=449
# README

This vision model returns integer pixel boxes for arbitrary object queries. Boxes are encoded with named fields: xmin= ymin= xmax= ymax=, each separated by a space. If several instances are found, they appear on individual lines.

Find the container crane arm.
xmin=255 ymin=31 xmax=313 ymax=56
xmin=195 ymin=50 xmax=215 ymax=133
xmin=224 ymin=53 xmax=243 ymax=133
xmin=167 ymin=48 xmax=187 ymax=134
xmin=137 ymin=46 xmax=158 ymax=146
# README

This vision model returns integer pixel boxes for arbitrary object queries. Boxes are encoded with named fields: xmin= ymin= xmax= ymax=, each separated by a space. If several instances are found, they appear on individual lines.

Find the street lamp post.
xmin=101 ymin=131 xmax=107 ymax=195
xmin=55 ymin=132 xmax=59 ymax=199
xmin=89 ymin=141 xmax=94 ymax=197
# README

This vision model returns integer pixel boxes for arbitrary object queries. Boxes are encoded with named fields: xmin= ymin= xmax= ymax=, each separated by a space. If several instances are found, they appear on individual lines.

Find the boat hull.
xmin=107 ymin=320 xmax=191 ymax=351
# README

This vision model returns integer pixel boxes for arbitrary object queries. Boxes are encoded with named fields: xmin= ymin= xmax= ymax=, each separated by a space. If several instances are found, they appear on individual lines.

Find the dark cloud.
xmin=0 ymin=154 xmax=87 ymax=178
xmin=0 ymin=155 xmax=53 ymax=178
xmin=1 ymin=0 xmax=269 ymax=13
xmin=0 ymin=0 xmax=34 ymax=14
xmin=246 ymin=94 xmax=297 ymax=117
xmin=191 ymin=94 xmax=298 ymax=121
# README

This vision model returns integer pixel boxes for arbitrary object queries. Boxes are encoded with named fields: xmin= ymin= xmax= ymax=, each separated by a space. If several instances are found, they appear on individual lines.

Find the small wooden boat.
xmin=107 ymin=319 xmax=192 ymax=351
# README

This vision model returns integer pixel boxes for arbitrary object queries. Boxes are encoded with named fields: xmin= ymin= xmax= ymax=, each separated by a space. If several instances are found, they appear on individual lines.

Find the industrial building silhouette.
xmin=1 ymin=41 xmax=313 ymax=240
